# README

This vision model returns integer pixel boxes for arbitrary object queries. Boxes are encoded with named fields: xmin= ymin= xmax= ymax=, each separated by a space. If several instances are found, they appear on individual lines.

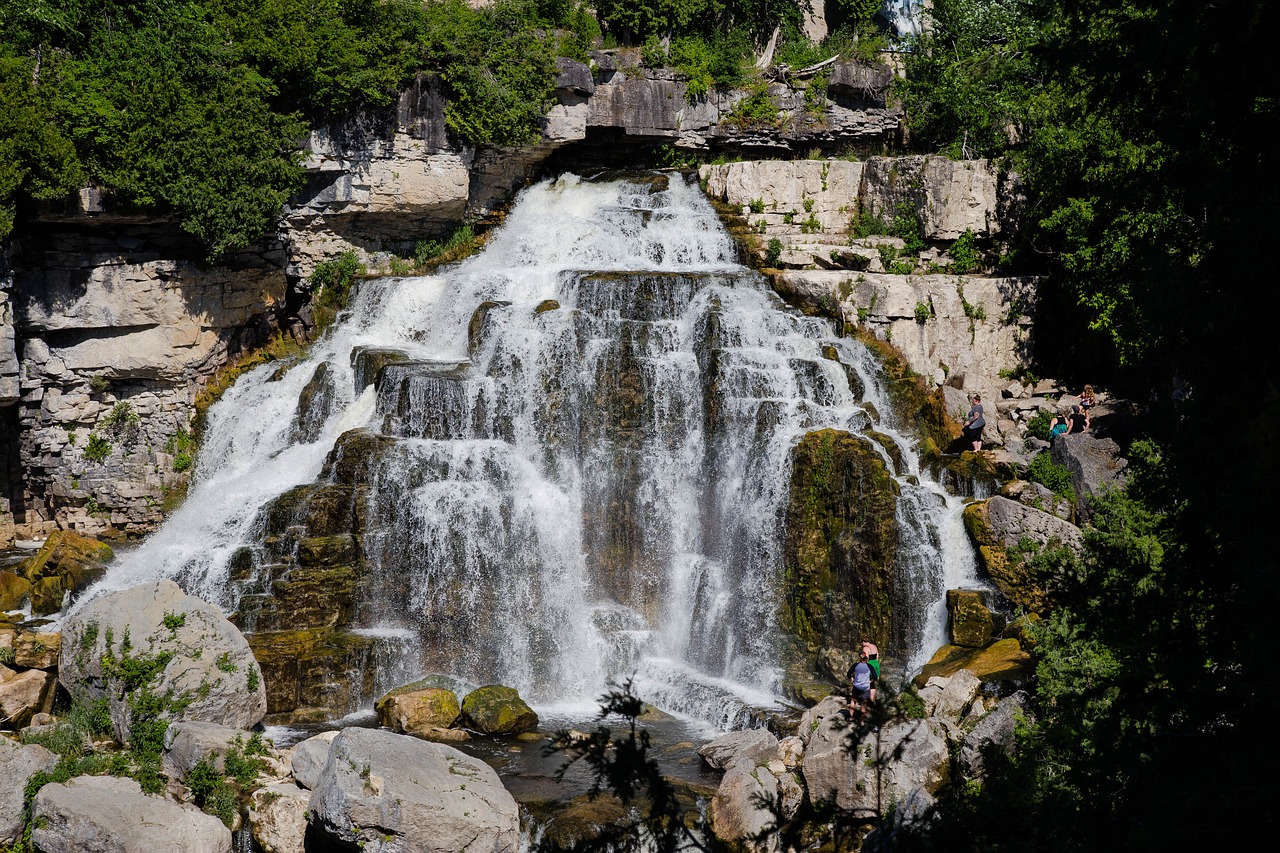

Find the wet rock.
xmin=914 ymin=638 xmax=1033 ymax=688
xmin=289 ymin=361 xmax=336 ymax=443
xmin=783 ymin=429 xmax=898 ymax=679
xmin=248 ymin=628 xmax=378 ymax=722
xmin=16 ymin=530 xmax=113 ymax=615
xmin=535 ymin=794 xmax=627 ymax=849
xmin=0 ymin=571 xmax=30 ymax=612
xmin=460 ymin=685 xmax=538 ymax=735
xmin=698 ymin=727 xmax=780 ymax=771
xmin=375 ymin=681 xmax=461 ymax=736
xmin=307 ymin=727 xmax=519 ymax=853
xmin=31 ymin=775 xmax=231 ymax=853
xmin=59 ymin=579 xmax=266 ymax=742
xmin=946 ymin=589 xmax=998 ymax=648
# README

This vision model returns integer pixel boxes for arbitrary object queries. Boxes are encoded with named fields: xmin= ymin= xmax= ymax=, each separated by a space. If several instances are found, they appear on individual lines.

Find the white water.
xmin=81 ymin=173 xmax=979 ymax=728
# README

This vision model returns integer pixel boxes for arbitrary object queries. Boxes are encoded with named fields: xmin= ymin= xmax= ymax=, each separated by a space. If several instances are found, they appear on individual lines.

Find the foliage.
xmin=165 ymin=427 xmax=196 ymax=473
xmin=1025 ymin=450 xmax=1074 ymax=503
xmin=310 ymin=250 xmax=363 ymax=324
xmin=84 ymin=433 xmax=112 ymax=463
xmin=913 ymin=301 xmax=931 ymax=323
xmin=725 ymin=81 xmax=779 ymax=127
xmin=765 ymin=237 xmax=782 ymax=266
xmin=668 ymin=32 xmax=751 ymax=97
xmin=948 ymin=229 xmax=981 ymax=273
xmin=1024 ymin=408 xmax=1053 ymax=441
xmin=593 ymin=0 xmax=806 ymax=44
xmin=415 ymin=221 xmax=477 ymax=267
xmin=898 ymin=0 xmax=1045 ymax=159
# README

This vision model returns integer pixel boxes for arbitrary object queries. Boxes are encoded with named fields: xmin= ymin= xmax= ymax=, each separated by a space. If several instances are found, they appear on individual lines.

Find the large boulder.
xmin=307 ymin=727 xmax=519 ymax=853
xmin=698 ymin=727 xmax=780 ymax=771
xmin=375 ymin=680 xmax=462 ymax=739
xmin=289 ymin=730 xmax=339 ymax=790
xmin=918 ymin=669 xmax=983 ymax=720
xmin=914 ymin=638 xmax=1033 ymax=688
xmin=460 ymin=685 xmax=538 ymax=735
xmin=963 ymin=495 xmax=1083 ymax=612
xmin=59 ymin=579 xmax=266 ymax=742
xmin=1050 ymin=432 xmax=1127 ymax=518
xmin=162 ymin=720 xmax=258 ymax=780
xmin=959 ymin=691 xmax=1033 ymax=779
xmin=0 ymin=626 xmax=60 ymax=669
xmin=16 ymin=530 xmax=114 ymax=615
xmin=0 ymin=664 xmax=57 ymax=728
xmin=250 ymin=782 xmax=311 ymax=853
xmin=801 ymin=708 xmax=949 ymax=813
xmin=946 ymin=589 xmax=999 ymax=648
xmin=0 ymin=739 xmax=58 ymax=845
xmin=709 ymin=758 xmax=803 ymax=850
xmin=31 ymin=775 xmax=231 ymax=853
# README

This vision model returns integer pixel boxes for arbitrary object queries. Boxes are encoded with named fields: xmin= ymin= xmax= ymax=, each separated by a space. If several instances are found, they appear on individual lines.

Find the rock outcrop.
xmin=0 ymin=739 xmax=58 ymax=845
xmin=307 ymin=727 xmax=520 ymax=853
xmin=59 ymin=579 xmax=266 ymax=741
xmin=31 ymin=775 xmax=232 ymax=853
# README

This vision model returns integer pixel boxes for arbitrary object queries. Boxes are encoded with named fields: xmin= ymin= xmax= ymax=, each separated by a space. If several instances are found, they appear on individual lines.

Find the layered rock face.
xmin=702 ymin=157 xmax=1037 ymax=422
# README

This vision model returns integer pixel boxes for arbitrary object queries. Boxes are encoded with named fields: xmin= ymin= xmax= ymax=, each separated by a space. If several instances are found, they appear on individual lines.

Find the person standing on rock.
xmin=848 ymin=649 xmax=878 ymax=724
xmin=965 ymin=394 xmax=985 ymax=451
xmin=861 ymin=638 xmax=881 ymax=680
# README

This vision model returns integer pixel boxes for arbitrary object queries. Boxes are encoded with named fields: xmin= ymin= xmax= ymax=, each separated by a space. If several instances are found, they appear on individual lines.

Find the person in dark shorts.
xmin=847 ymin=649 xmax=878 ymax=723
xmin=965 ymin=394 xmax=986 ymax=451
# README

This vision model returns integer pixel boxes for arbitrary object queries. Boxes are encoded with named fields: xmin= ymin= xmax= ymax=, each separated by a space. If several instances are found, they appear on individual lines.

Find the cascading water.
xmin=82 ymin=173 xmax=979 ymax=729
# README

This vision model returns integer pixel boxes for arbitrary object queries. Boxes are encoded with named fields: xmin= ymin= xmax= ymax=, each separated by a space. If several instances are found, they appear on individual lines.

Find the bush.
xmin=84 ymin=433 xmax=113 ymax=463
xmin=1026 ymin=409 xmax=1055 ymax=441
xmin=949 ymin=229 xmax=981 ymax=273
xmin=766 ymin=238 xmax=783 ymax=266
xmin=1028 ymin=451 xmax=1076 ymax=503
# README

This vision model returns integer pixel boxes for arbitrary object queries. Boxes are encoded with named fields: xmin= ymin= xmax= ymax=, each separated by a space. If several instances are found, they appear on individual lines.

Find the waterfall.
xmin=83 ymin=173 xmax=979 ymax=728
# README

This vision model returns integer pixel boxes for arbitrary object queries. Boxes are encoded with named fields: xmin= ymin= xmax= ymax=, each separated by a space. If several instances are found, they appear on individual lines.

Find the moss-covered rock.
xmin=924 ymin=450 xmax=1006 ymax=498
xmin=946 ymin=589 xmax=995 ymax=648
xmin=853 ymin=328 xmax=955 ymax=451
xmin=17 ymin=531 xmax=114 ymax=615
xmin=248 ymin=628 xmax=379 ymax=722
xmin=783 ymin=428 xmax=899 ymax=680
xmin=962 ymin=499 xmax=1050 ymax=613
xmin=0 ymin=571 xmax=31 ymax=612
xmin=461 ymin=685 xmax=539 ymax=735
xmin=913 ymin=638 xmax=1033 ymax=688
xmin=375 ymin=683 xmax=462 ymax=736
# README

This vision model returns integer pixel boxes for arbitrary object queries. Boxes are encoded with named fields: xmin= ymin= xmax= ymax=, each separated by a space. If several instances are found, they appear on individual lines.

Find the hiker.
xmin=965 ymin=394 xmax=985 ymax=451
xmin=1080 ymin=384 xmax=1097 ymax=412
xmin=847 ymin=649 xmax=878 ymax=723
xmin=1049 ymin=414 xmax=1069 ymax=441
xmin=861 ymin=638 xmax=881 ymax=680
xmin=1067 ymin=403 xmax=1089 ymax=434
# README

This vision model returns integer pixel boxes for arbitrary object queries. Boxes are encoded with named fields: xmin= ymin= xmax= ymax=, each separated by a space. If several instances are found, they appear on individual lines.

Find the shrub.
xmin=949 ymin=228 xmax=981 ymax=273
xmin=1026 ymin=409 xmax=1055 ymax=441
xmin=749 ymin=197 xmax=765 ymax=214
xmin=914 ymin=301 xmax=932 ymax=323
xmin=1028 ymin=451 xmax=1076 ymax=503
xmin=85 ymin=433 xmax=113 ymax=463
xmin=766 ymin=238 xmax=783 ymax=267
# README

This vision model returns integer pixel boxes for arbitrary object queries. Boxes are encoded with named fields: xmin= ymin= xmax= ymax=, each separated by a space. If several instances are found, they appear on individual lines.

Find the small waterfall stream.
xmin=83 ymin=173 xmax=979 ymax=729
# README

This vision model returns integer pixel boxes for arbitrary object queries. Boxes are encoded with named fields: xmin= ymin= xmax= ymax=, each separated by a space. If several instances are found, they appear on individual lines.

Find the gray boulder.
xmin=31 ymin=775 xmax=231 ymax=853
xmin=250 ymin=782 xmax=310 ymax=853
xmin=959 ymin=691 xmax=1033 ymax=779
xmin=802 ymin=710 xmax=949 ymax=813
xmin=59 ymin=579 xmax=266 ymax=742
xmin=0 ymin=665 xmax=56 ymax=728
xmin=984 ymin=495 xmax=1084 ymax=553
xmin=162 ymin=720 xmax=247 ymax=779
xmin=307 ymin=727 xmax=519 ymax=853
xmin=289 ymin=730 xmax=338 ymax=790
xmin=1051 ymin=432 xmax=1127 ymax=517
xmin=698 ymin=727 xmax=779 ymax=771
xmin=0 ymin=739 xmax=57 ymax=845
xmin=920 ymin=669 xmax=983 ymax=720
xmin=708 ymin=759 xmax=803 ymax=852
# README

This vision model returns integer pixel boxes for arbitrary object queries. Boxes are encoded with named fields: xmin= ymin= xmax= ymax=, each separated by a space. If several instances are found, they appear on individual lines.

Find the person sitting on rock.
xmin=1067 ymin=403 xmax=1089 ymax=434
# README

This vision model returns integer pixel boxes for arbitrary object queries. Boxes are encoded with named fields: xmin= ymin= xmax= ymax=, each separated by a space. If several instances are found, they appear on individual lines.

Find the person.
xmin=1049 ymin=414 xmax=1068 ymax=441
xmin=965 ymin=394 xmax=985 ymax=451
xmin=1080 ymin=384 xmax=1097 ymax=412
xmin=847 ymin=649 xmax=878 ymax=724
xmin=1067 ymin=403 xmax=1089 ymax=434
xmin=861 ymin=638 xmax=881 ymax=680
